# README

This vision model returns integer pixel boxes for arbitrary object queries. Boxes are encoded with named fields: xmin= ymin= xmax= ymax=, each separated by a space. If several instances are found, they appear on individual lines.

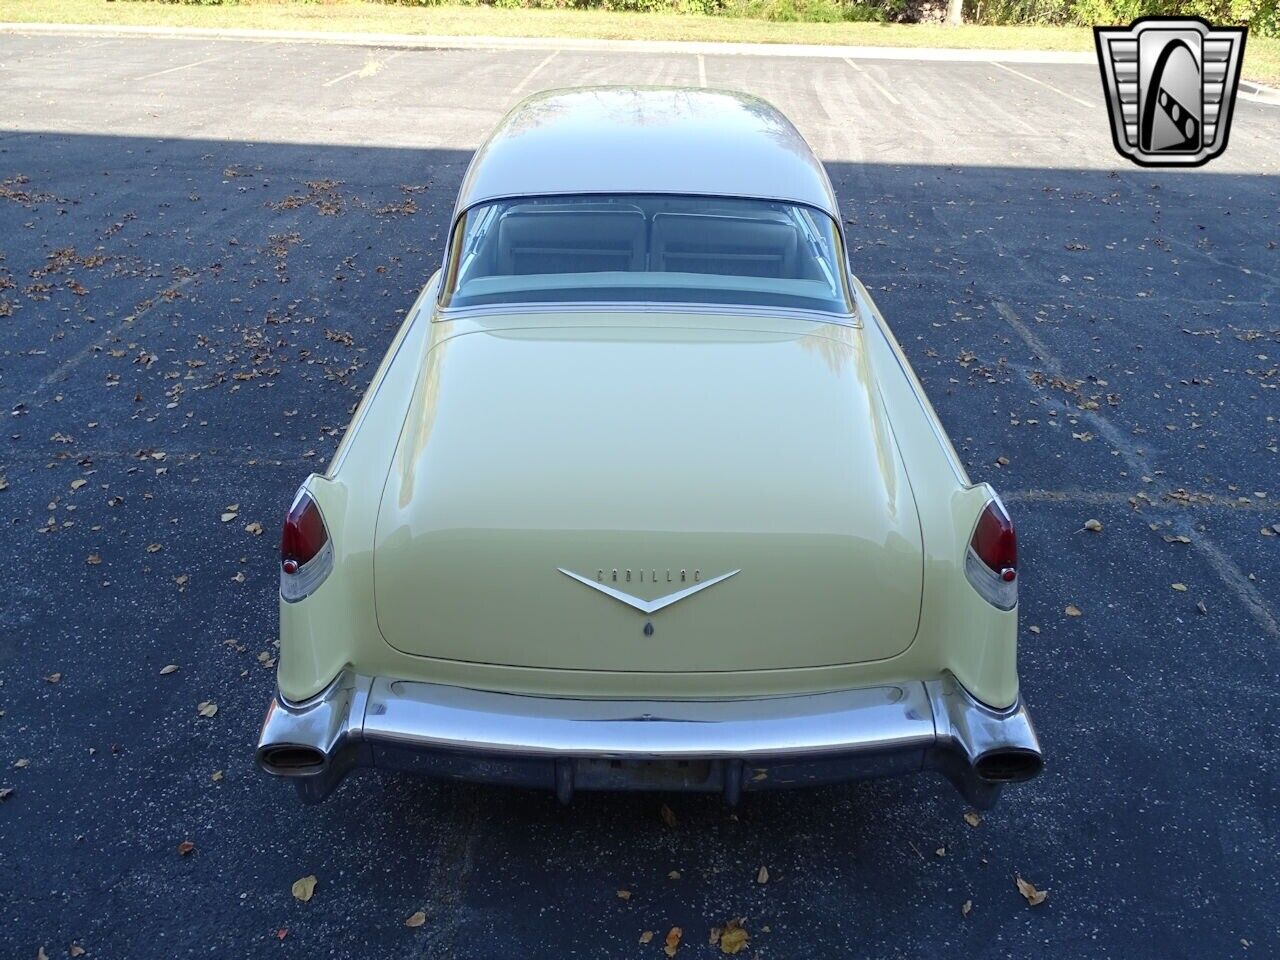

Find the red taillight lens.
xmin=971 ymin=500 xmax=1017 ymax=578
xmin=281 ymin=492 xmax=328 ymax=571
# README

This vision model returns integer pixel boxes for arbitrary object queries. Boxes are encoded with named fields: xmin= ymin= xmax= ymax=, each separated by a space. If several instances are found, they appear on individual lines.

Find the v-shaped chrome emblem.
xmin=557 ymin=568 xmax=740 ymax=614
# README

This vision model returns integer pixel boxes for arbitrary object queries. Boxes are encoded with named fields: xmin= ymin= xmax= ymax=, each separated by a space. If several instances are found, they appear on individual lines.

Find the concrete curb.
xmin=0 ymin=20 xmax=1099 ymax=63
xmin=1238 ymin=78 xmax=1280 ymax=104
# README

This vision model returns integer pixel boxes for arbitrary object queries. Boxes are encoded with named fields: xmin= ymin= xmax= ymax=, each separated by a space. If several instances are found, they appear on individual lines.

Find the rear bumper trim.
xmin=256 ymin=673 xmax=1042 ymax=807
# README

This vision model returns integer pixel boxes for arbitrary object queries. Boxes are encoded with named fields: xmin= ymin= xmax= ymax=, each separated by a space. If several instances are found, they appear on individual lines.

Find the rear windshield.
xmin=440 ymin=194 xmax=851 ymax=314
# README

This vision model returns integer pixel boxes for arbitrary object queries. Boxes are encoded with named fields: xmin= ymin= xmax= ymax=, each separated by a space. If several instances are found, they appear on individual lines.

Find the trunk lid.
xmin=373 ymin=316 xmax=923 ymax=673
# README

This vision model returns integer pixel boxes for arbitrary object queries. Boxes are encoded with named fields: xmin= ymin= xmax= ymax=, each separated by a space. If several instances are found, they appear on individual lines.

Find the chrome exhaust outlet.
xmin=974 ymin=747 xmax=1044 ymax=784
xmin=926 ymin=677 xmax=1044 ymax=808
xmin=256 ymin=672 xmax=371 ymax=803
xmin=257 ymin=744 xmax=327 ymax=775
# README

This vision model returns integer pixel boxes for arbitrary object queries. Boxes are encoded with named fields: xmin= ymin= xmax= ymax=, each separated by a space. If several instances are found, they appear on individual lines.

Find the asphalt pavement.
xmin=0 ymin=30 xmax=1277 ymax=959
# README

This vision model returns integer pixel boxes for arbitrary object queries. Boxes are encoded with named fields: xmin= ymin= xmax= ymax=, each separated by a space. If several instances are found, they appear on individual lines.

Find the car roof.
xmin=454 ymin=86 xmax=839 ymax=219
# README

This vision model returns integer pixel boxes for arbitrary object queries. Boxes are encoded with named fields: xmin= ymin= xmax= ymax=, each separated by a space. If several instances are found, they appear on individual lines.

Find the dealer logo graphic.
xmin=1095 ymin=17 xmax=1247 ymax=167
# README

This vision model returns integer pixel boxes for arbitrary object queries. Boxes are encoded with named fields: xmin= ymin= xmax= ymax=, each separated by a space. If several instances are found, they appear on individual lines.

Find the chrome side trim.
xmin=256 ymin=672 xmax=1042 ymax=808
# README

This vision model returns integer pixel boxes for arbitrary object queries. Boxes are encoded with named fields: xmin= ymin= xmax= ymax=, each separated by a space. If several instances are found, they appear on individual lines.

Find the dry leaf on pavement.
xmin=1083 ymin=519 xmax=1103 ymax=532
xmin=197 ymin=700 xmax=218 ymax=718
xmin=1015 ymin=875 xmax=1048 ymax=906
xmin=177 ymin=840 xmax=195 ymax=856
xmin=639 ymin=931 xmax=654 ymax=944
xmin=756 ymin=865 xmax=769 ymax=884
xmin=664 ymin=926 xmax=682 ymax=957
xmin=292 ymin=875 xmax=317 ymax=902
xmin=963 ymin=811 xmax=981 ymax=828
xmin=719 ymin=919 xmax=749 ymax=955
xmin=660 ymin=803 xmax=678 ymax=828
xmin=961 ymin=899 xmax=972 ymax=917
xmin=405 ymin=910 xmax=426 ymax=928
xmin=1064 ymin=605 xmax=1082 ymax=617
xmin=616 ymin=889 xmax=631 ymax=900
xmin=160 ymin=664 xmax=179 ymax=675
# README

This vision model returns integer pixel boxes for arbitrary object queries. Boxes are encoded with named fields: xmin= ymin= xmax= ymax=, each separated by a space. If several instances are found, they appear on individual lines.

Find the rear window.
xmin=440 ymin=194 xmax=851 ymax=314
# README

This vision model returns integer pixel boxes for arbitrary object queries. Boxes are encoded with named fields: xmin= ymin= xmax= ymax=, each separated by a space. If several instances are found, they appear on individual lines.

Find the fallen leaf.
xmin=936 ymin=846 xmax=946 ymax=857
xmin=664 ymin=926 xmax=683 ymax=957
xmin=146 ymin=543 xmax=162 ymax=553
xmin=86 ymin=554 xmax=101 ymax=565
xmin=0 ymin=787 xmax=14 ymax=801
xmin=244 ymin=521 xmax=263 ymax=536
xmin=1065 ymin=605 xmax=1082 ymax=617
xmin=37 ymin=948 xmax=48 ymax=960
xmin=14 ymin=758 xmax=30 ymax=768
xmin=616 ymin=889 xmax=631 ymax=900
xmin=160 ymin=664 xmax=179 ymax=675
xmin=667 ymin=870 xmax=681 ymax=880
xmin=1083 ymin=519 xmax=1103 ymax=532
xmin=70 ymin=479 xmax=87 ymax=490
xmin=69 ymin=945 xmax=86 ymax=958
xmin=719 ymin=919 xmax=749 ymax=955
xmin=211 ymin=770 xmax=224 ymax=782
xmin=1015 ymin=875 xmax=1048 ymax=906
xmin=177 ymin=840 xmax=195 ymax=856
xmin=404 ymin=910 xmax=426 ymax=928
xmin=45 ymin=673 xmax=61 ymax=684
xmin=291 ymin=875 xmax=317 ymax=902
xmin=275 ymin=928 xmax=288 ymax=941
xmin=1196 ymin=600 xmax=1208 ymax=615
xmin=961 ymin=899 xmax=972 ymax=917
xmin=660 ymin=803 xmax=678 ymax=828
xmin=639 ymin=931 xmax=654 ymax=944
xmin=756 ymin=865 xmax=769 ymax=884
xmin=197 ymin=700 xmax=218 ymax=718
xmin=1172 ymin=582 xmax=1188 ymax=592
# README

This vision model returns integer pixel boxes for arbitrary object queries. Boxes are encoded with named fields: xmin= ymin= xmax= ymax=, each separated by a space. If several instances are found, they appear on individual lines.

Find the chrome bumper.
xmin=256 ymin=673 xmax=1042 ymax=808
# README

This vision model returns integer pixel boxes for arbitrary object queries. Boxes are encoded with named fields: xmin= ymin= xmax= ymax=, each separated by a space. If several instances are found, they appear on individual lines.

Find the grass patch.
xmin=1 ymin=0 xmax=1276 ymax=82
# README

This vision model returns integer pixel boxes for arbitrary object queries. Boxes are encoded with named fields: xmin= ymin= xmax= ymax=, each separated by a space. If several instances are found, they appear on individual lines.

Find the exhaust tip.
xmin=259 ymin=745 xmax=326 ymax=775
xmin=974 ymin=748 xmax=1043 ymax=784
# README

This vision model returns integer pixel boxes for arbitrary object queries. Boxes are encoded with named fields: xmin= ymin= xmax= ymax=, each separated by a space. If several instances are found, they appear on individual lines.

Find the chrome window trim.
xmin=434 ymin=300 xmax=860 ymax=328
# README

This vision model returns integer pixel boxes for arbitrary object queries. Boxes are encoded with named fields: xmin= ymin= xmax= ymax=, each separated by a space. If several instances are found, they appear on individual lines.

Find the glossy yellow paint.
xmin=276 ymin=274 xmax=1020 ymax=710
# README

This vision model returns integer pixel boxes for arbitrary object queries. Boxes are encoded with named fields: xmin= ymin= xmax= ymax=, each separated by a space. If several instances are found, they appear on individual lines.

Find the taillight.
xmin=280 ymin=489 xmax=333 ymax=602
xmin=965 ymin=498 xmax=1017 ymax=610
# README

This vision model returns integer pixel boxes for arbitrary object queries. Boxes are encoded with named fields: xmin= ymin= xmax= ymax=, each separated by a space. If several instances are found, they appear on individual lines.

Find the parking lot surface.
xmin=1 ymin=31 xmax=1277 ymax=959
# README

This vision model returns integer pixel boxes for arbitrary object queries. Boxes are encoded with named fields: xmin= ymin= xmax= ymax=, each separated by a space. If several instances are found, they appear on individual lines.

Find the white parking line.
xmin=843 ymin=58 xmax=900 ymax=106
xmin=989 ymin=60 xmax=1093 ymax=108
xmin=697 ymin=53 xmax=707 ymax=88
xmin=510 ymin=50 xmax=559 ymax=97
xmin=131 ymin=55 xmax=223 ymax=82
xmin=322 ymin=49 xmax=404 ymax=87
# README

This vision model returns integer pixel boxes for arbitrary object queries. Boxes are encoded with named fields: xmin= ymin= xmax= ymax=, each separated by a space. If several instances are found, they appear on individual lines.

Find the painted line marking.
xmin=992 ymin=298 xmax=1279 ymax=642
xmin=322 ymin=49 xmax=404 ymax=87
xmin=989 ymin=60 xmax=1092 ymax=108
xmin=697 ymin=53 xmax=707 ymax=88
xmin=131 ymin=55 xmax=223 ymax=82
xmin=844 ymin=58 xmax=900 ymax=106
xmin=510 ymin=49 xmax=559 ymax=97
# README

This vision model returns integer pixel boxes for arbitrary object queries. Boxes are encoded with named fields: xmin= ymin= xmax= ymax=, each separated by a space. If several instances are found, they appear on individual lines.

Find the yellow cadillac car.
xmin=256 ymin=87 xmax=1043 ymax=808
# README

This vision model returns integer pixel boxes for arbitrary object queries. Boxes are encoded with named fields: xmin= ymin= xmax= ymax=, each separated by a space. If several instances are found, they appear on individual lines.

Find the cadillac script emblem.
xmin=1095 ymin=17 xmax=1246 ymax=167
xmin=558 ymin=567 xmax=740 ymax=614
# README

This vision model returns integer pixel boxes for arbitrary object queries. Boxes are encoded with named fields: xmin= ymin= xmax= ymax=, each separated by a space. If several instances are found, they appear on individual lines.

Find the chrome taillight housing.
xmin=280 ymin=489 xmax=333 ymax=602
xmin=965 ymin=498 xmax=1017 ymax=610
